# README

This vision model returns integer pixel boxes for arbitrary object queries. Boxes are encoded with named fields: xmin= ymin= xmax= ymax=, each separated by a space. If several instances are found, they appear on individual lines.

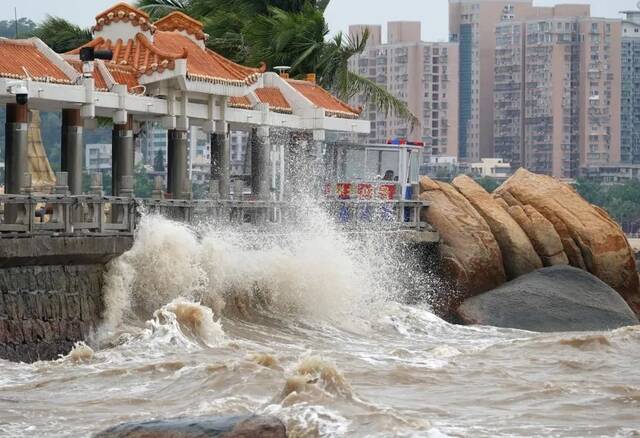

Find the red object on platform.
xmin=357 ymin=184 xmax=374 ymax=200
xmin=336 ymin=183 xmax=352 ymax=199
xmin=378 ymin=184 xmax=396 ymax=200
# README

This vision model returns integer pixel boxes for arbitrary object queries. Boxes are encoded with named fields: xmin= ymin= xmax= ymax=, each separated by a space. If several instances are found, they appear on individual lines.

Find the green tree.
xmin=574 ymin=177 xmax=606 ymax=206
xmin=35 ymin=16 xmax=92 ymax=53
xmin=134 ymin=165 xmax=154 ymax=198
xmin=475 ymin=177 xmax=501 ymax=193
xmin=153 ymin=150 xmax=165 ymax=172
xmin=0 ymin=18 xmax=37 ymax=38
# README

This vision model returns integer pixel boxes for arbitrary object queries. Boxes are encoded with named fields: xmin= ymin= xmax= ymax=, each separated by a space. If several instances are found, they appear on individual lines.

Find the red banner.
xmin=336 ymin=183 xmax=352 ymax=200
xmin=378 ymin=184 xmax=396 ymax=200
xmin=357 ymin=183 xmax=374 ymax=200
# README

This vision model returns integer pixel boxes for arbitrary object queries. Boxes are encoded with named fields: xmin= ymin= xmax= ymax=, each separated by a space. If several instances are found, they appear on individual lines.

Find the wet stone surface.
xmin=0 ymin=265 xmax=105 ymax=362
xmin=94 ymin=415 xmax=288 ymax=438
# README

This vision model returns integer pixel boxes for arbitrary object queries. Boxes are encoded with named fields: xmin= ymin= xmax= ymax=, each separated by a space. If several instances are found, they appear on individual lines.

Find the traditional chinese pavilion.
xmin=0 ymin=3 xmax=369 ymax=201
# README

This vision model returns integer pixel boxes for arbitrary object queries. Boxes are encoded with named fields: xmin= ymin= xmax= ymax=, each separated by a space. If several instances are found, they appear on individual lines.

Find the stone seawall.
xmin=0 ymin=236 xmax=133 ymax=362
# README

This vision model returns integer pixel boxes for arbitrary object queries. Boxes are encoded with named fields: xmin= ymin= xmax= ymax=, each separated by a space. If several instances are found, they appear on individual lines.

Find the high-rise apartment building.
xmin=449 ymin=0 xmax=595 ymax=163
xmin=450 ymin=0 xmax=537 ymax=161
xmin=348 ymin=22 xmax=459 ymax=157
xmin=493 ymin=5 xmax=625 ymax=179
xmin=621 ymin=9 xmax=640 ymax=164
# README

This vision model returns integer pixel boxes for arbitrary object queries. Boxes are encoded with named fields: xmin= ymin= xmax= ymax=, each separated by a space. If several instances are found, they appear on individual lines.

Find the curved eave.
xmin=183 ymin=74 xmax=263 ymax=98
xmin=325 ymin=110 xmax=361 ymax=120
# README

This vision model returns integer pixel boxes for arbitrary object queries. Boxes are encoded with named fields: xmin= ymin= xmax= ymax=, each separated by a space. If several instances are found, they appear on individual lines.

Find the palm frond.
xmin=136 ymin=0 xmax=190 ymax=19
xmin=35 ymin=16 xmax=92 ymax=53
xmin=315 ymin=0 xmax=331 ymax=12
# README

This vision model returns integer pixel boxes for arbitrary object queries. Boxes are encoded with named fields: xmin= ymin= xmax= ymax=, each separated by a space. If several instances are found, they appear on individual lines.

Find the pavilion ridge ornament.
xmin=92 ymin=3 xmax=157 ymax=34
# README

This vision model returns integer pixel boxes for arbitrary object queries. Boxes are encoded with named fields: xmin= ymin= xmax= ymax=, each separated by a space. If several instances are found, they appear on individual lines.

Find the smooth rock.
xmin=495 ymin=168 xmax=640 ymax=315
xmin=94 ymin=415 xmax=287 ymax=438
xmin=419 ymin=176 xmax=506 ymax=301
xmin=506 ymin=205 xmax=569 ymax=267
xmin=457 ymin=266 xmax=640 ymax=332
xmin=452 ymin=175 xmax=542 ymax=280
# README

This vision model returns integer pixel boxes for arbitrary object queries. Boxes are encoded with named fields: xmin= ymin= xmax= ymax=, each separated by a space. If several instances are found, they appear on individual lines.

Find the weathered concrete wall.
xmin=0 ymin=236 xmax=132 ymax=362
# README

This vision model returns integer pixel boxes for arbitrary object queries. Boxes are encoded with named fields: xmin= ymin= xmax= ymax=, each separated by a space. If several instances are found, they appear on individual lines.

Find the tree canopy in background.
xmin=34 ymin=17 xmax=92 ymax=53
xmin=574 ymin=178 xmax=640 ymax=230
xmin=0 ymin=18 xmax=37 ymax=38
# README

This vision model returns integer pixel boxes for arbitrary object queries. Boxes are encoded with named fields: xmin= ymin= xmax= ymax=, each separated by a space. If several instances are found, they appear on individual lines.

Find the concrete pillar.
xmin=251 ymin=126 xmax=271 ymax=200
xmin=4 ymin=103 xmax=29 ymax=196
xmin=168 ymin=129 xmax=189 ymax=199
xmin=61 ymin=109 xmax=83 ymax=195
xmin=211 ymin=121 xmax=230 ymax=199
xmin=112 ymin=116 xmax=134 ymax=197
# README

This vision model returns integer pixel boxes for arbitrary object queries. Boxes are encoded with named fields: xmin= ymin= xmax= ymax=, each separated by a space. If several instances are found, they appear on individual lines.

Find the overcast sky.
xmin=3 ymin=0 xmax=640 ymax=41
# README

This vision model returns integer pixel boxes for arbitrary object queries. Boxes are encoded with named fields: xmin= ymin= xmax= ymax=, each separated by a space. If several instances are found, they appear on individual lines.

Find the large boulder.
xmin=94 ymin=415 xmax=287 ymax=438
xmin=457 ymin=266 xmax=640 ymax=332
xmin=506 ymin=205 xmax=569 ymax=267
xmin=452 ymin=175 xmax=542 ymax=280
xmin=495 ymin=169 xmax=640 ymax=315
xmin=419 ymin=176 xmax=506 ymax=302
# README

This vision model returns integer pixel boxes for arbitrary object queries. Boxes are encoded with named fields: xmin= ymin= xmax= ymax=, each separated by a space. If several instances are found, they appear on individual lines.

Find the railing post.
xmin=54 ymin=172 xmax=72 ymax=233
xmin=233 ymin=179 xmax=244 ymax=200
xmin=116 ymin=175 xmax=135 ymax=230
xmin=89 ymin=172 xmax=104 ymax=233
xmin=21 ymin=173 xmax=34 ymax=233
xmin=152 ymin=176 xmax=164 ymax=200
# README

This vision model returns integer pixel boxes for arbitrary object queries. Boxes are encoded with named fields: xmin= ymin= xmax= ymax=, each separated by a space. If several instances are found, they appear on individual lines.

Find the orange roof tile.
xmin=154 ymin=31 xmax=263 ymax=85
xmin=229 ymin=95 xmax=252 ymax=109
xmin=68 ymin=58 xmax=141 ymax=93
xmin=69 ymin=34 xmax=184 ymax=76
xmin=69 ymin=32 xmax=263 ymax=86
xmin=255 ymin=87 xmax=292 ymax=113
xmin=105 ymin=63 xmax=141 ymax=92
xmin=0 ymin=39 xmax=72 ymax=84
xmin=288 ymin=79 xmax=361 ymax=119
xmin=155 ymin=11 xmax=206 ymax=41
xmin=68 ymin=59 xmax=108 ymax=90
xmin=93 ymin=2 xmax=155 ymax=34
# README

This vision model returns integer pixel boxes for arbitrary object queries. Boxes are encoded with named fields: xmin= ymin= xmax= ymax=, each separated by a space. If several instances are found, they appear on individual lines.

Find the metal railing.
xmin=141 ymin=198 xmax=290 ymax=225
xmin=1 ymin=195 xmax=430 ymax=236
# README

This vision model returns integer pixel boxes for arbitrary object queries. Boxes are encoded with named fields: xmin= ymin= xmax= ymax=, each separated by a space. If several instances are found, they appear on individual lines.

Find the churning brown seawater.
xmin=1 ymin=214 xmax=640 ymax=438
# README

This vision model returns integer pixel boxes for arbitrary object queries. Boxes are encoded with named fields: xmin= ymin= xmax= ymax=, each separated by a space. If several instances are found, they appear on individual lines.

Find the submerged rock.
xmin=457 ymin=266 xmax=640 ymax=332
xmin=452 ymin=175 xmax=542 ymax=280
xmin=419 ymin=176 xmax=506 ymax=303
xmin=94 ymin=415 xmax=287 ymax=438
xmin=495 ymin=169 xmax=640 ymax=315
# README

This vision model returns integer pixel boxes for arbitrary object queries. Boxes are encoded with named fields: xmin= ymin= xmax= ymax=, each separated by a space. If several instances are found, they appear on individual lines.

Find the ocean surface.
xmin=1 ymin=213 xmax=639 ymax=437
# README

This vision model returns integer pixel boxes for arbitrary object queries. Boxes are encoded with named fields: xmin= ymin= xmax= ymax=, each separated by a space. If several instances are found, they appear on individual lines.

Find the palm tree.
xmin=317 ymin=30 xmax=417 ymax=124
xmin=138 ymin=0 xmax=418 ymax=125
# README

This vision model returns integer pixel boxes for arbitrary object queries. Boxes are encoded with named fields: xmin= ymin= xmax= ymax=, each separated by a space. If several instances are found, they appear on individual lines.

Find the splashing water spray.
xmin=96 ymin=129 xmax=440 ymax=345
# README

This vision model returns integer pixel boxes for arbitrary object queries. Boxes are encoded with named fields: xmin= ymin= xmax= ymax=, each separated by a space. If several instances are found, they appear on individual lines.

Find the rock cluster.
xmin=420 ymin=168 xmax=640 ymax=318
